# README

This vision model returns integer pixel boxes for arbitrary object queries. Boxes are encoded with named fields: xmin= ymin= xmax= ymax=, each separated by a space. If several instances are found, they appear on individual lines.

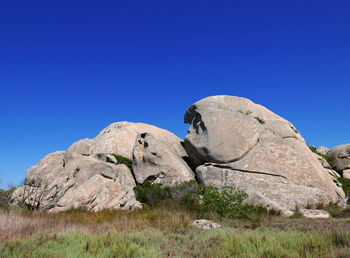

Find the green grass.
xmin=2 ymin=228 xmax=350 ymax=257
xmin=238 ymin=109 xmax=252 ymax=115
xmin=337 ymin=177 xmax=350 ymax=195
xmin=2 ymin=202 xmax=350 ymax=257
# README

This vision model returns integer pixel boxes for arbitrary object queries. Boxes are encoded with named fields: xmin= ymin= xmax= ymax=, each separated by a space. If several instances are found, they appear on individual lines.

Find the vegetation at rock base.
xmin=337 ymin=177 xmax=350 ymax=195
xmin=111 ymin=154 xmax=133 ymax=169
xmin=1 ymin=206 xmax=350 ymax=257
xmin=2 ymin=181 xmax=350 ymax=257
xmin=134 ymin=181 xmax=271 ymax=219
xmin=0 ymin=187 xmax=17 ymax=210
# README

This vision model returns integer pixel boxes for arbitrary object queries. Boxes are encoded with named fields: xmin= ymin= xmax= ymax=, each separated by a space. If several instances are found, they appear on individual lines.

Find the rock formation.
xmin=317 ymin=146 xmax=330 ymax=156
xmin=11 ymin=96 xmax=347 ymax=214
xmin=184 ymin=95 xmax=344 ymax=213
xmin=12 ymin=122 xmax=194 ymax=211
xmin=132 ymin=132 xmax=194 ymax=186
xmin=327 ymin=144 xmax=350 ymax=178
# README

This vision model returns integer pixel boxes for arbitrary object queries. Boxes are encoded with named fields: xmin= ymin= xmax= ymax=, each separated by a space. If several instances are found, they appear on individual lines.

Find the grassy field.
xmin=1 ymin=203 xmax=350 ymax=257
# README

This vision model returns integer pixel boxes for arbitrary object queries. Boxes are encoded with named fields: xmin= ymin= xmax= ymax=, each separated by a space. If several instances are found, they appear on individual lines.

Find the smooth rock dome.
xmin=12 ymin=122 xmax=195 ymax=211
xmin=184 ymin=95 xmax=345 ymax=213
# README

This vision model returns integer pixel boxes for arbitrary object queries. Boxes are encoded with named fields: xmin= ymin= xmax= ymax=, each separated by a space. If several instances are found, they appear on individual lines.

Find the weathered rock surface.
xmin=68 ymin=122 xmax=184 ymax=160
xmin=299 ymin=209 xmax=330 ymax=219
xmin=185 ymin=96 xmax=345 ymax=213
xmin=12 ymin=122 xmax=192 ymax=211
xmin=314 ymin=153 xmax=332 ymax=170
xmin=313 ymin=153 xmax=341 ymax=179
xmin=327 ymin=144 xmax=350 ymax=173
xmin=192 ymin=219 xmax=221 ymax=229
xmin=343 ymin=169 xmax=350 ymax=180
xmin=132 ymin=133 xmax=195 ymax=186
xmin=317 ymin=146 xmax=330 ymax=156
xmin=12 ymin=151 xmax=140 ymax=211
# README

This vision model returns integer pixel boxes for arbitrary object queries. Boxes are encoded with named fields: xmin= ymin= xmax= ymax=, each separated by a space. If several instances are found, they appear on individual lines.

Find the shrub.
xmin=169 ymin=180 xmax=204 ymax=206
xmin=202 ymin=186 xmax=269 ymax=218
xmin=134 ymin=181 xmax=269 ymax=219
xmin=134 ymin=181 xmax=171 ymax=206
xmin=337 ymin=177 xmax=350 ymax=195
xmin=0 ymin=187 xmax=17 ymax=210
xmin=308 ymin=144 xmax=317 ymax=153
xmin=111 ymin=154 xmax=133 ymax=169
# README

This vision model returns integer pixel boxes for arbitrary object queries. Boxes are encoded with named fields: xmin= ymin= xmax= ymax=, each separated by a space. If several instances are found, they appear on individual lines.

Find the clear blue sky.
xmin=1 ymin=0 xmax=349 ymax=188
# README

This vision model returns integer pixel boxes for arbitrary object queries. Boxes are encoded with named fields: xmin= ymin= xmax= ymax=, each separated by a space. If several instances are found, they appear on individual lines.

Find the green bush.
xmin=134 ymin=181 xmax=171 ymax=206
xmin=170 ymin=180 xmax=204 ymax=207
xmin=337 ymin=177 xmax=350 ymax=195
xmin=308 ymin=145 xmax=317 ymax=153
xmin=134 ymin=181 xmax=269 ymax=219
xmin=0 ymin=187 xmax=17 ymax=210
xmin=111 ymin=154 xmax=133 ymax=169
xmin=327 ymin=202 xmax=350 ymax=218
xmin=202 ymin=186 xmax=268 ymax=218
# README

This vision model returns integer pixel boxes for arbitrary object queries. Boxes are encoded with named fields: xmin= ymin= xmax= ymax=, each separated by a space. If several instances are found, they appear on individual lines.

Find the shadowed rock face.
xmin=184 ymin=95 xmax=345 ymax=212
xmin=327 ymin=144 xmax=350 ymax=173
xmin=12 ymin=122 xmax=193 ymax=211
xmin=132 ymin=133 xmax=195 ymax=186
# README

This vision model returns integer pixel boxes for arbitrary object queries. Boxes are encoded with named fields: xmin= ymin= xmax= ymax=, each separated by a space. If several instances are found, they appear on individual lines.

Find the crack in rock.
xmin=206 ymin=163 xmax=287 ymax=179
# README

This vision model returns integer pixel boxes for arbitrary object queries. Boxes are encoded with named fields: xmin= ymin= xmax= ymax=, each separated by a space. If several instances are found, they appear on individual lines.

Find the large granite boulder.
xmin=67 ymin=122 xmax=184 ymax=160
xmin=327 ymin=144 xmax=350 ymax=173
xmin=12 ymin=122 xmax=193 ymax=211
xmin=12 ymin=151 xmax=140 ymax=212
xmin=184 ymin=96 xmax=344 ymax=213
xmin=132 ymin=132 xmax=195 ymax=186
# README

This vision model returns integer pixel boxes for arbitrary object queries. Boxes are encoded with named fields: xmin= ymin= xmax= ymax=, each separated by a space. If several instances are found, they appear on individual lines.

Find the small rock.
xmin=192 ymin=219 xmax=221 ymax=229
xmin=300 ymin=209 xmax=330 ymax=219
xmin=317 ymin=146 xmax=329 ymax=155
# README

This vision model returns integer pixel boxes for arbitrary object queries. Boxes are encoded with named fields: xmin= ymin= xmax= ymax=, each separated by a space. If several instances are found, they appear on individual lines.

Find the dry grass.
xmin=0 ymin=204 xmax=196 ymax=245
xmin=2 ymin=205 xmax=350 ymax=257
xmin=2 ymin=204 xmax=350 ymax=243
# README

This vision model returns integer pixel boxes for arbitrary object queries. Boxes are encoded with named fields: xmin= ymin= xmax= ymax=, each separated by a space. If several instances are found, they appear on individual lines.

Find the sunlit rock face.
xmin=184 ymin=95 xmax=344 ymax=213
xmin=11 ymin=122 xmax=194 ymax=211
